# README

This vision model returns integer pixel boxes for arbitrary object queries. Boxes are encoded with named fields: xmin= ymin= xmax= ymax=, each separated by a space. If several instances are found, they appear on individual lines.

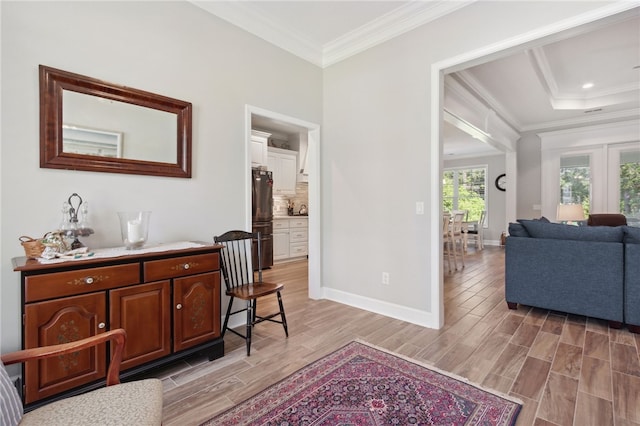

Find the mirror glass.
xmin=63 ymin=91 xmax=177 ymax=163
xmin=40 ymin=65 xmax=192 ymax=178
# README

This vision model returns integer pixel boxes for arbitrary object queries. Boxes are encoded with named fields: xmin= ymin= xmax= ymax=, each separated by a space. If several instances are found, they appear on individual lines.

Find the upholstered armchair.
xmin=0 ymin=328 xmax=163 ymax=426
xmin=587 ymin=213 xmax=627 ymax=227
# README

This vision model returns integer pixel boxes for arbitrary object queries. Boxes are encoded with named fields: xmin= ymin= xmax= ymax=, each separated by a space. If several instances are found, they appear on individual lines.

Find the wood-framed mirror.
xmin=40 ymin=65 xmax=192 ymax=178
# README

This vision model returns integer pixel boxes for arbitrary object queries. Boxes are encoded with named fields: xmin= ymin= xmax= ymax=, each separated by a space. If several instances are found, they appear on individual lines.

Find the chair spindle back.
xmin=215 ymin=230 xmax=260 ymax=291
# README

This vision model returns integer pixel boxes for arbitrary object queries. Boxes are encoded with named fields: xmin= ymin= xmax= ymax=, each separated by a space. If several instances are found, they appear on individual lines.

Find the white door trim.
xmin=245 ymin=105 xmax=322 ymax=299
xmin=429 ymin=3 xmax=635 ymax=328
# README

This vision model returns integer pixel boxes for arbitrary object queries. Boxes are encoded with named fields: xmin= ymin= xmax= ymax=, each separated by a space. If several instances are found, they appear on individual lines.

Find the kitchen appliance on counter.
xmin=252 ymin=168 xmax=273 ymax=269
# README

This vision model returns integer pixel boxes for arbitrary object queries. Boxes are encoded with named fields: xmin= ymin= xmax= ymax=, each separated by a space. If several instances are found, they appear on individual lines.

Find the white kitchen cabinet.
xmin=273 ymin=219 xmax=290 ymax=260
xmin=251 ymin=130 xmax=270 ymax=167
xmin=273 ymin=217 xmax=308 ymax=262
xmin=268 ymin=147 xmax=297 ymax=195
xmin=289 ymin=218 xmax=308 ymax=258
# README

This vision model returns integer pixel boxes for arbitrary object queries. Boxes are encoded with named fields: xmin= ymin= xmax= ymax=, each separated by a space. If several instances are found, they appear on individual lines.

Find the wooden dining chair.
xmin=466 ymin=210 xmax=486 ymax=251
xmin=442 ymin=213 xmax=453 ymax=273
xmin=214 ymin=230 xmax=288 ymax=356
xmin=449 ymin=211 xmax=466 ymax=270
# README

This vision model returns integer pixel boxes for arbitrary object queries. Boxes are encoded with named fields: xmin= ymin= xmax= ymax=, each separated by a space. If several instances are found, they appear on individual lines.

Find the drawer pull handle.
xmin=183 ymin=263 xmax=190 ymax=270
xmin=85 ymin=277 xmax=94 ymax=284
xmin=176 ymin=304 xmax=183 ymax=310
xmin=98 ymin=322 xmax=106 ymax=329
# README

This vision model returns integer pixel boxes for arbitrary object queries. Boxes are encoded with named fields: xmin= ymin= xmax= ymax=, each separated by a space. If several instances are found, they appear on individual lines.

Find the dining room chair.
xmin=214 ymin=230 xmax=288 ymax=356
xmin=0 ymin=328 xmax=163 ymax=426
xmin=442 ymin=213 xmax=453 ymax=273
xmin=466 ymin=210 xmax=486 ymax=251
xmin=449 ymin=211 xmax=466 ymax=270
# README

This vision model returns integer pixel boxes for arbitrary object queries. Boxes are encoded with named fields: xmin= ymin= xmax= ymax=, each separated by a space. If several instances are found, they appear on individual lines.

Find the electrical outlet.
xmin=382 ymin=272 xmax=390 ymax=285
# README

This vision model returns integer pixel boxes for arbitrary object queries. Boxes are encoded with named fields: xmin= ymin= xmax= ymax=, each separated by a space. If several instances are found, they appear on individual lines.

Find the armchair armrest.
xmin=0 ymin=328 xmax=126 ymax=386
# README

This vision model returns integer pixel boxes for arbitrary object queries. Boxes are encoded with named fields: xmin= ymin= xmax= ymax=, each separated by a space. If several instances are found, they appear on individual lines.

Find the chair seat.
xmin=20 ymin=379 xmax=163 ymax=426
xmin=227 ymin=282 xmax=284 ymax=300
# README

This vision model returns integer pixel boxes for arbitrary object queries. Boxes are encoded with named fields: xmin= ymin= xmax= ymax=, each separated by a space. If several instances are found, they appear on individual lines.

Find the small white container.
xmin=117 ymin=211 xmax=151 ymax=249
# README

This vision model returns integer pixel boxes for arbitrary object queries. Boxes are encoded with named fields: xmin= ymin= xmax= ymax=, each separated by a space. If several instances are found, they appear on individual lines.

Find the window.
xmin=541 ymin=129 xmax=640 ymax=222
xmin=618 ymin=149 xmax=640 ymax=225
xmin=443 ymin=166 xmax=487 ymax=222
xmin=560 ymin=155 xmax=591 ymax=215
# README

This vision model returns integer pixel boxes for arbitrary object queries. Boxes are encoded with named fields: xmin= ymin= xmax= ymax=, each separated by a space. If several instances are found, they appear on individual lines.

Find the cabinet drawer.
xmin=24 ymin=264 xmax=140 ymax=303
xmin=144 ymin=253 xmax=219 ymax=282
xmin=290 ymin=242 xmax=308 ymax=257
xmin=273 ymin=219 xmax=289 ymax=230
xmin=290 ymin=230 xmax=308 ymax=242
xmin=290 ymin=219 xmax=308 ymax=228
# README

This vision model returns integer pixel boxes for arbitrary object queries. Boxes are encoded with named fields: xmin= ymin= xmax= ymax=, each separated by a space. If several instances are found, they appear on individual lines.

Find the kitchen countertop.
xmin=274 ymin=215 xmax=308 ymax=219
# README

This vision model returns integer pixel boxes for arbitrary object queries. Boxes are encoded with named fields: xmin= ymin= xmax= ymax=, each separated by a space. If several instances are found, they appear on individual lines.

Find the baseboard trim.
xmin=322 ymin=287 xmax=438 ymax=329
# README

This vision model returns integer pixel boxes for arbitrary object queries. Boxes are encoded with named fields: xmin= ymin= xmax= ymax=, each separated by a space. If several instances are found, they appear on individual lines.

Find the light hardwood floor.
xmin=159 ymin=248 xmax=640 ymax=425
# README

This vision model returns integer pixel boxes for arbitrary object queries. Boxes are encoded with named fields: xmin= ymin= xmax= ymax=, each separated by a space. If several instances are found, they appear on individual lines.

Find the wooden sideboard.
xmin=12 ymin=243 xmax=224 ymax=409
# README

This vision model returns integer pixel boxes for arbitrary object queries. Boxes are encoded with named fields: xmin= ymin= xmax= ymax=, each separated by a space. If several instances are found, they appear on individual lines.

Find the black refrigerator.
xmin=252 ymin=169 xmax=273 ymax=269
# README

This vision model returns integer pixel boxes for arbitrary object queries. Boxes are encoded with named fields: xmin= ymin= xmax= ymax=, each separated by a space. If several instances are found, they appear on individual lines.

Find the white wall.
xmin=321 ymin=1 xmax=621 ymax=322
xmin=1 ymin=0 xmax=624 ymax=352
xmin=0 ymin=1 xmax=322 ymax=352
xmin=444 ymin=154 xmax=506 ymax=243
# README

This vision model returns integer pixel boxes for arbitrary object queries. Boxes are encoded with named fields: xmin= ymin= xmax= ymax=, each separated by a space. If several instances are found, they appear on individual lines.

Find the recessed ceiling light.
xmin=582 ymin=82 xmax=594 ymax=89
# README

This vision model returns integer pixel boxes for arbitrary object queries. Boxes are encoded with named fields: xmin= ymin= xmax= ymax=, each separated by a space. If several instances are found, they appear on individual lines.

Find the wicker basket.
xmin=19 ymin=235 xmax=45 ymax=259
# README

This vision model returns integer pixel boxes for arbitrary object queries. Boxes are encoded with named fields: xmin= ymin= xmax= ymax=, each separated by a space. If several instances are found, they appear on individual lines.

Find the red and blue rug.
xmin=202 ymin=341 xmax=522 ymax=425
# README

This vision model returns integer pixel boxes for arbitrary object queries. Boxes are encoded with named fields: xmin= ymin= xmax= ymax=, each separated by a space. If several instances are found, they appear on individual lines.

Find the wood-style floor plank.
xmin=152 ymin=247 xmax=639 ymax=426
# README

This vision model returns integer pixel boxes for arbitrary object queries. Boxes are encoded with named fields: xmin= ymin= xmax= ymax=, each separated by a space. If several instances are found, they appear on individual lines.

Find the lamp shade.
xmin=557 ymin=203 xmax=585 ymax=222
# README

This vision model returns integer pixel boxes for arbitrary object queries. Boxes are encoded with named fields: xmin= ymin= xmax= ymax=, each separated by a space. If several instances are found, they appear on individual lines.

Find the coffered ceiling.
xmin=192 ymin=1 xmax=640 ymax=156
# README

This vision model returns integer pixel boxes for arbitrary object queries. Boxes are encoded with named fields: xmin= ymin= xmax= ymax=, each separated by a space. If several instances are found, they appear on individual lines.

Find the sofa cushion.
xmin=20 ymin=379 xmax=163 ymax=426
xmin=518 ymin=219 xmax=624 ymax=242
xmin=508 ymin=222 xmax=530 ymax=237
xmin=624 ymin=226 xmax=640 ymax=244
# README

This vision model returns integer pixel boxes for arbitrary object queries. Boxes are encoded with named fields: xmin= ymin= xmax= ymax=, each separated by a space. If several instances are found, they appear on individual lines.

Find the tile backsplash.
xmin=273 ymin=182 xmax=308 ymax=215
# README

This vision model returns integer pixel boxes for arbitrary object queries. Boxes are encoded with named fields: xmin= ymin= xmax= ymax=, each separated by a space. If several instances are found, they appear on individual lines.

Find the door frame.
xmin=245 ymin=105 xmax=322 ymax=299
xmin=429 ymin=3 xmax=636 ymax=328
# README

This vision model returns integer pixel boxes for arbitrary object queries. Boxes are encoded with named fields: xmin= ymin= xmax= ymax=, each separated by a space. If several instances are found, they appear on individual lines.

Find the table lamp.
xmin=557 ymin=203 xmax=585 ymax=225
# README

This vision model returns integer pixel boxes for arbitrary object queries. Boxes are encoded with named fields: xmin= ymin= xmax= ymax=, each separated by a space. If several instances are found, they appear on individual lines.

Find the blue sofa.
xmin=505 ymin=220 xmax=639 ymax=332
xmin=624 ymin=227 xmax=640 ymax=333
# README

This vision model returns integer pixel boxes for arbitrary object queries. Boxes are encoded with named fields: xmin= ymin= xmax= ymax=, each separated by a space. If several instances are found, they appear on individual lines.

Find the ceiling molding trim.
xmin=538 ymin=119 xmax=640 ymax=151
xmin=529 ymin=46 xmax=640 ymax=110
xmin=322 ymin=1 xmax=476 ymax=67
xmin=190 ymin=0 xmax=324 ymax=66
xmin=527 ymin=47 xmax=558 ymax=104
xmin=455 ymin=71 xmax=523 ymax=132
xmin=520 ymin=107 xmax=640 ymax=133
xmin=445 ymin=76 xmax=519 ymax=150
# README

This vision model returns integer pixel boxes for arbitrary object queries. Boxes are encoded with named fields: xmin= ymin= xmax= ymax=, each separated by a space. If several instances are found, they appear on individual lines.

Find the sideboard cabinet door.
xmin=173 ymin=271 xmax=221 ymax=352
xmin=109 ymin=281 xmax=172 ymax=370
xmin=23 ymin=293 xmax=106 ymax=404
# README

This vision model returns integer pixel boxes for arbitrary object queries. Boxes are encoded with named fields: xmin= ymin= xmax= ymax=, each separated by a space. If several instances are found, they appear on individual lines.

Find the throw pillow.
xmin=508 ymin=222 xmax=530 ymax=237
xmin=518 ymin=219 xmax=624 ymax=242
xmin=0 ymin=360 xmax=23 ymax=426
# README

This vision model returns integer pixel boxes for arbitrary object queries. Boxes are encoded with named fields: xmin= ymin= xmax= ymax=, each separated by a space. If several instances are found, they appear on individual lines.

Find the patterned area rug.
xmin=201 ymin=341 xmax=522 ymax=425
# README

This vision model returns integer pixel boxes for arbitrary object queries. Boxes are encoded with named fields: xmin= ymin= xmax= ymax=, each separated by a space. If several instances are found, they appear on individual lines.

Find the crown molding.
xmin=322 ymin=1 xmax=475 ymax=67
xmin=190 ymin=1 xmax=475 ymax=68
xmin=190 ymin=1 xmax=324 ymax=66
xmin=520 ymin=107 xmax=640 ymax=133
xmin=529 ymin=46 xmax=640 ymax=110
xmin=456 ymin=67 xmax=640 ymax=134
xmin=455 ymin=70 xmax=523 ymax=132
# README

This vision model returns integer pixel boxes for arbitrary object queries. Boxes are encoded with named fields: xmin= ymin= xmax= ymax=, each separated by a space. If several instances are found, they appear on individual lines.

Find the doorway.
xmin=245 ymin=105 xmax=322 ymax=299
xmin=430 ymin=3 xmax=634 ymax=328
